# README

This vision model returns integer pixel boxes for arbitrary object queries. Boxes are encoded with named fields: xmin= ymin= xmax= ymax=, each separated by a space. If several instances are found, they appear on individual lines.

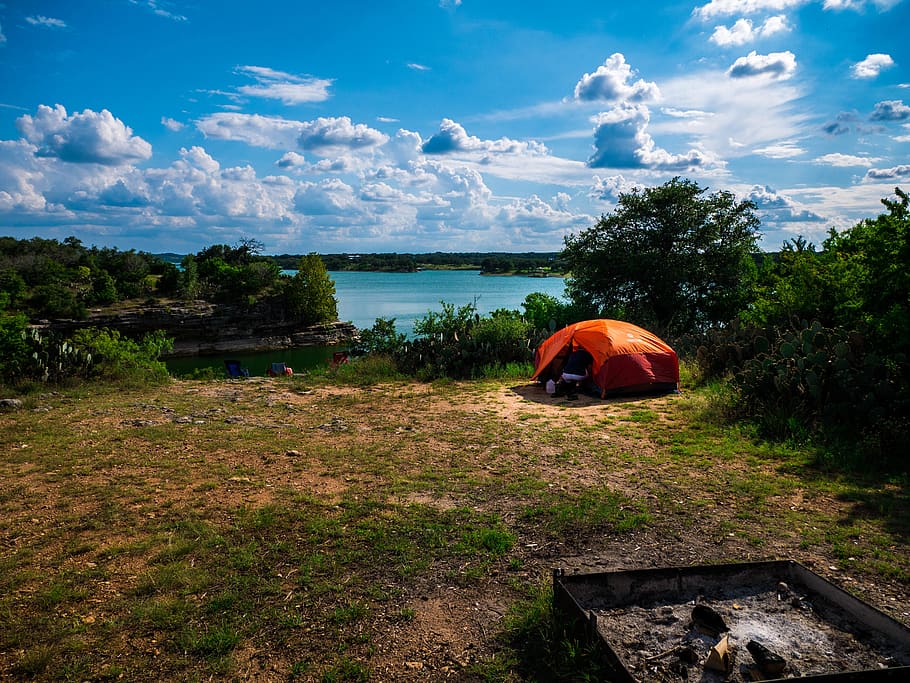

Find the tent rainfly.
xmin=532 ymin=319 xmax=679 ymax=398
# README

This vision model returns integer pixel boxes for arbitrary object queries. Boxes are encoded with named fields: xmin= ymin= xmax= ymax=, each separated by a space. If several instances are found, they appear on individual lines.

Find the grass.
xmin=0 ymin=373 xmax=907 ymax=681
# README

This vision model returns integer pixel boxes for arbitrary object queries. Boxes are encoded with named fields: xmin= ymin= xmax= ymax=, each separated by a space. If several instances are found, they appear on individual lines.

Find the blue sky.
xmin=1 ymin=0 xmax=908 ymax=254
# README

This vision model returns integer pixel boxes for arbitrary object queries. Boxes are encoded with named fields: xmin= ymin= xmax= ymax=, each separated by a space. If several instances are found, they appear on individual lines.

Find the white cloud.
xmin=26 ymin=15 xmax=67 ymax=29
xmin=573 ymin=53 xmax=660 ymax=104
xmin=662 ymin=107 xmax=713 ymax=119
xmin=496 ymin=195 xmax=591 ymax=236
xmin=852 ymin=54 xmax=894 ymax=79
xmin=16 ymin=104 xmax=152 ymax=165
xmin=656 ymin=67 xmax=807 ymax=157
xmin=753 ymin=140 xmax=805 ymax=158
xmin=824 ymin=0 xmax=904 ymax=10
xmin=746 ymin=184 xmax=825 ymax=221
xmin=161 ymin=117 xmax=184 ymax=132
xmin=297 ymin=116 xmax=389 ymax=153
xmin=710 ymin=16 xmax=790 ymax=46
xmin=131 ymin=1 xmax=188 ymax=22
xmin=864 ymin=164 xmax=910 ymax=180
xmin=728 ymin=51 xmax=797 ymax=80
xmin=589 ymin=174 xmax=641 ymax=202
xmin=294 ymin=178 xmax=359 ymax=216
xmin=0 ymin=21 xmax=5 ymax=44
xmin=276 ymin=152 xmax=306 ymax=168
xmin=814 ymin=153 xmax=878 ymax=167
xmin=870 ymin=100 xmax=910 ymax=120
xmin=407 ymin=63 xmax=431 ymax=71
xmin=196 ymin=113 xmax=304 ymax=149
xmin=694 ymin=0 xmax=804 ymax=20
xmin=421 ymin=119 xmax=548 ymax=156
xmin=587 ymin=104 xmax=717 ymax=170
xmin=234 ymin=65 xmax=333 ymax=105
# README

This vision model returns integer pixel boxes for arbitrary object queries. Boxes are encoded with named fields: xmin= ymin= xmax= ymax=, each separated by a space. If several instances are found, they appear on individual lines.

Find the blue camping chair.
xmin=224 ymin=360 xmax=249 ymax=378
xmin=268 ymin=362 xmax=293 ymax=376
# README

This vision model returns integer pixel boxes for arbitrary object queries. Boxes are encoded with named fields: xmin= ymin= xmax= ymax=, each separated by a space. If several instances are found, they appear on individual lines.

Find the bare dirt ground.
xmin=2 ymin=378 xmax=908 ymax=681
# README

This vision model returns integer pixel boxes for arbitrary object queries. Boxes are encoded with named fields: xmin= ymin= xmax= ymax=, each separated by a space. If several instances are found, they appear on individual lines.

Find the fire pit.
xmin=553 ymin=560 xmax=910 ymax=682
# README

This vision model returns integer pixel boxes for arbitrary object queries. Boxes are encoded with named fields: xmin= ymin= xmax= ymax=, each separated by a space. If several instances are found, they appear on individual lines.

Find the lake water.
xmin=166 ymin=270 xmax=568 ymax=376
xmin=331 ymin=269 xmax=567 ymax=337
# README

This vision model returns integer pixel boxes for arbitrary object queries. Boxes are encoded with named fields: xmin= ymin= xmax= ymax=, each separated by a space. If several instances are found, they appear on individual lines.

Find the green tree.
xmin=283 ymin=253 xmax=338 ymax=325
xmin=562 ymin=177 xmax=760 ymax=336
xmin=520 ymin=292 xmax=592 ymax=332
xmin=823 ymin=186 xmax=910 ymax=352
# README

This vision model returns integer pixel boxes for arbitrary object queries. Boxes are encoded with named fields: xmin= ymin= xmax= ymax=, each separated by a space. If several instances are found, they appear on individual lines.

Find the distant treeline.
xmin=268 ymin=252 xmax=566 ymax=274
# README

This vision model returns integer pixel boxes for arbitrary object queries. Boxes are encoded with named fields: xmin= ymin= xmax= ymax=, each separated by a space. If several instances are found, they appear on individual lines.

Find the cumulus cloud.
xmin=864 ymin=164 xmax=910 ymax=180
xmin=294 ymin=178 xmax=359 ymax=215
xmin=587 ymin=104 xmax=715 ymax=170
xmin=852 ymin=54 xmax=894 ymax=79
xmin=710 ymin=15 xmax=789 ymax=46
xmin=386 ymin=129 xmax=424 ymax=166
xmin=297 ymin=116 xmax=389 ymax=153
xmin=276 ymin=152 xmax=306 ymax=168
xmin=26 ymin=15 xmax=67 ymax=28
xmin=728 ymin=51 xmax=796 ymax=79
xmin=496 ymin=194 xmax=590 ymax=235
xmin=814 ymin=153 xmax=878 ymax=167
xmin=234 ymin=65 xmax=333 ymax=105
xmin=197 ymin=113 xmax=304 ymax=149
xmin=573 ymin=53 xmax=660 ymax=103
xmin=589 ymin=174 xmax=640 ymax=202
xmin=870 ymin=99 xmax=910 ymax=121
xmin=421 ymin=119 xmax=547 ymax=156
xmin=16 ymin=104 xmax=152 ymax=165
xmin=747 ymin=184 xmax=825 ymax=221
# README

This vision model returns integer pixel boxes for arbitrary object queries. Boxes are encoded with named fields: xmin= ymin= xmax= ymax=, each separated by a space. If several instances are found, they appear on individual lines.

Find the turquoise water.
xmin=331 ymin=269 xmax=567 ymax=336
xmin=166 ymin=270 xmax=567 ymax=376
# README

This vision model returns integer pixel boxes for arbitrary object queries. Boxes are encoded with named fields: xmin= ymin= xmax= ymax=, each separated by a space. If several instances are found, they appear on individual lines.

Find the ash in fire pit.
xmin=554 ymin=561 xmax=910 ymax=683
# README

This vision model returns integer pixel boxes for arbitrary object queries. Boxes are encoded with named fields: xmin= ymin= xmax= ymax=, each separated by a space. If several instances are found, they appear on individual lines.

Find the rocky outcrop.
xmin=38 ymin=300 xmax=358 ymax=358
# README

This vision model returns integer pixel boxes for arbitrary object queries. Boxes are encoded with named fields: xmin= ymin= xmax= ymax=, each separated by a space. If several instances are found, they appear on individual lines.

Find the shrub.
xmin=70 ymin=328 xmax=173 ymax=386
xmin=730 ymin=321 xmax=909 ymax=465
xmin=351 ymin=317 xmax=406 ymax=356
xmin=393 ymin=302 xmax=537 ymax=379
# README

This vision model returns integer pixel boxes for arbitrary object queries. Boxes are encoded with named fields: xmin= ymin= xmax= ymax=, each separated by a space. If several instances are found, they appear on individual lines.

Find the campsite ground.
xmin=1 ymin=377 xmax=908 ymax=681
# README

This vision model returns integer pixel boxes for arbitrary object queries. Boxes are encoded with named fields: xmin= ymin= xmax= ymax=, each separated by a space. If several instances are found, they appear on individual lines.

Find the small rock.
xmin=0 ymin=398 xmax=24 ymax=410
xmin=286 ymin=449 xmax=301 ymax=457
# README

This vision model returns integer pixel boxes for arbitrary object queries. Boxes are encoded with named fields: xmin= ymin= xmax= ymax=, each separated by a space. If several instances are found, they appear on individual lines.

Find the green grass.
xmin=1 ymin=376 xmax=907 ymax=680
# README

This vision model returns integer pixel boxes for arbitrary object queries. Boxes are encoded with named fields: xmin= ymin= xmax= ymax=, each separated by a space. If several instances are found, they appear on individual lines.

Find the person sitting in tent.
xmin=552 ymin=347 xmax=593 ymax=398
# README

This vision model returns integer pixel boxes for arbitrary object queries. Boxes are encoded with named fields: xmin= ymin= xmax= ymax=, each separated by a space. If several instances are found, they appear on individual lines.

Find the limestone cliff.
xmin=38 ymin=300 xmax=358 ymax=358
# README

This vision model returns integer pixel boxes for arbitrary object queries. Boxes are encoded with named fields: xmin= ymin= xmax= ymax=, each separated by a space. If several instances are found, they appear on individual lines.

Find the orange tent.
xmin=532 ymin=319 xmax=679 ymax=397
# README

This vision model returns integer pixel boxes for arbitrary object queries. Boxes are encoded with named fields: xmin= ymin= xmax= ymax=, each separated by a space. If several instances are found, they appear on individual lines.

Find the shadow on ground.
xmin=511 ymin=382 xmax=644 ymax=407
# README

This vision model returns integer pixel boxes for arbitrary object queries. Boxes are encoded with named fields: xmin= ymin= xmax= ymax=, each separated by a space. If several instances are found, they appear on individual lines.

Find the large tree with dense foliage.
xmin=562 ymin=177 xmax=760 ymax=336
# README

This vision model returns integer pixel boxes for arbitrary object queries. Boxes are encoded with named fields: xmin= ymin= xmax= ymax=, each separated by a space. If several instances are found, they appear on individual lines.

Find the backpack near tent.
xmin=532 ymin=319 xmax=679 ymax=398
